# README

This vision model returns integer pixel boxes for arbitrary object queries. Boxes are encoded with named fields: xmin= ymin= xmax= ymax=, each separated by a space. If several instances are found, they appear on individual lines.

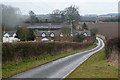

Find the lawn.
xmin=2 ymin=44 xmax=96 ymax=78
xmin=66 ymin=49 xmax=118 ymax=78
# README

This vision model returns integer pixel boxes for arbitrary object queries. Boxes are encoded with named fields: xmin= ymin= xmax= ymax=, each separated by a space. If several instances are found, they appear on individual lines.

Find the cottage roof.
xmin=76 ymin=30 xmax=91 ymax=36
xmin=36 ymin=31 xmax=61 ymax=37
xmin=3 ymin=31 xmax=16 ymax=37
xmin=36 ymin=30 xmax=91 ymax=37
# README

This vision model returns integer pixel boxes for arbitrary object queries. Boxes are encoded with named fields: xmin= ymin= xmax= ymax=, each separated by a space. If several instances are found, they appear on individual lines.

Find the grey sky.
xmin=1 ymin=0 xmax=119 ymax=15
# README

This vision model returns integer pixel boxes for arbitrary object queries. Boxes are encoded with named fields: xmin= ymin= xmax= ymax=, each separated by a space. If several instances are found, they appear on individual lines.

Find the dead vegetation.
xmin=105 ymin=37 xmax=119 ymax=66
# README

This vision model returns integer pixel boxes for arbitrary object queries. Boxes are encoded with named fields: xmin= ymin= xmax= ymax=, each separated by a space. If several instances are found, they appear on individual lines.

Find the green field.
xmin=67 ymin=49 xmax=118 ymax=78
xmin=2 ymin=44 xmax=96 ymax=78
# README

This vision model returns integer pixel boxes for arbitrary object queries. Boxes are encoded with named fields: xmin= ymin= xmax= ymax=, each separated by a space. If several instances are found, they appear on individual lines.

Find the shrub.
xmin=90 ymin=28 xmax=98 ymax=37
xmin=105 ymin=37 xmax=120 ymax=59
xmin=16 ymin=27 xmax=35 ymax=41
xmin=105 ymin=37 xmax=120 ymax=65
xmin=73 ymin=35 xmax=85 ymax=42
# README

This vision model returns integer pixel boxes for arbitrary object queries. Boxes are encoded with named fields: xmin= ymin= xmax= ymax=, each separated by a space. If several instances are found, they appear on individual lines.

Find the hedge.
xmin=2 ymin=39 xmax=94 ymax=64
xmin=105 ymin=37 xmax=120 ymax=59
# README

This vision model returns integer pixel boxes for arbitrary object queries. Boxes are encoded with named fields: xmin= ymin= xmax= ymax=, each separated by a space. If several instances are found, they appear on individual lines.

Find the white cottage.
xmin=3 ymin=32 xmax=20 ymax=43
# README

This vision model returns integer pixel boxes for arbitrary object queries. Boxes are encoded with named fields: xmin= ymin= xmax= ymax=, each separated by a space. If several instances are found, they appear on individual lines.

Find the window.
xmin=60 ymin=33 xmax=63 ymax=37
xmin=42 ymin=33 xmax=46 ymax=37
xmin=83 ymin=33 xmax=88 ymax=36
xmin=5 ymin=36 xmax=9 ymax=38
xmin=50 ymin=33 xmax=55 ymax=37
xmin=4 ymin=33 xmax=9 ymax=38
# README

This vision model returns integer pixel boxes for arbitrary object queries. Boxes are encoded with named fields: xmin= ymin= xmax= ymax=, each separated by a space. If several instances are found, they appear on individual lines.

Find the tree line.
xmin=29 ymin=5 xmax=80 ymax=28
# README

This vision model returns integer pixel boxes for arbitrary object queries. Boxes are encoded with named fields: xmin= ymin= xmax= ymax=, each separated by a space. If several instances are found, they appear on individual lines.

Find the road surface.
xmin=10 ymin=37 xmax=104 ymax=79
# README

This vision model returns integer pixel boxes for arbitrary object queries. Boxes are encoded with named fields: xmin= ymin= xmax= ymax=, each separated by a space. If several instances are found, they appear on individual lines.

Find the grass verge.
xmin=3 ymin=44 xmax=96 ymax=78
xmin=66 ymin=49 xmax=118 ymax=78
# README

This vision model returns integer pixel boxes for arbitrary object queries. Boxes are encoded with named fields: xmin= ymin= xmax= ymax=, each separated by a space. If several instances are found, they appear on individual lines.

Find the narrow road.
xmin=10 ymin=37 xmax=104 ymax=79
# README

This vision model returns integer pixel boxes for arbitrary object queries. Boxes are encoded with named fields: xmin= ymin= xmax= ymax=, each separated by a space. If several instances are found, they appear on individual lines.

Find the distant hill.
xmin=81 ymin=13 xmax=119 ymax=18
xmin=21 ymin=13 xmax=119 ymax=19
xmin=99 ymin=13 xmax=119 ymax=17
xmin=81 ymin=14 xmax=98 ymax=17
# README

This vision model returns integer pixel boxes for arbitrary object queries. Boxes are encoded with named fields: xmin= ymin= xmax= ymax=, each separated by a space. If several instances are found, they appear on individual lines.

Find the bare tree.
xmin=50 ymin=5 xmax=80 ymax=25
xmin=51 ymin=5 xmax=81 ymax=41
xmin=63 ymin=5 xmax=80 ymax=41
xmin=50 ymin=9 xmax=62 ymax=23
xmin=29 ymin=10 xmax=36 ymax=25
xmin=64 ymin=5 xmax=80 ymax=29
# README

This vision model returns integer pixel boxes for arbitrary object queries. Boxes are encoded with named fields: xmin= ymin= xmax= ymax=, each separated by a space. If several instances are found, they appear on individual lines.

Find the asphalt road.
xmin=10 ymin=37 xmax=104 ymax=79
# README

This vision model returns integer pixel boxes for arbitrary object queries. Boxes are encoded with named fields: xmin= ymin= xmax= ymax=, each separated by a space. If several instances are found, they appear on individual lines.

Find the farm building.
xmin=27 ymin=25 xmax=91 ymax=41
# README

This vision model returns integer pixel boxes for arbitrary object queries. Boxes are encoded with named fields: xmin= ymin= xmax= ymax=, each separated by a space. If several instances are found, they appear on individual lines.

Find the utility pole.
xmin=70 ymin=20 xmax=73 ymax=42
xmin=68 ymin=18 xmax=74 ymax=42
xmin=70 ymin=20 xmax=75 ymax=42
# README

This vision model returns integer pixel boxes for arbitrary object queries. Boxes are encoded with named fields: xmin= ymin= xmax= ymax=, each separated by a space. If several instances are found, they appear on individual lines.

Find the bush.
xmin=2 ymin=40 xmax=94 ymax=64
xmin=105 ymin=37 xmax=120 ymax=65
xmin=90 ymin=28 xmax=98 ymax=37
xmin=16 ymin=27 xmax=35 ymax=41
xmin=73 ymin=35 xmax=85 ymax=42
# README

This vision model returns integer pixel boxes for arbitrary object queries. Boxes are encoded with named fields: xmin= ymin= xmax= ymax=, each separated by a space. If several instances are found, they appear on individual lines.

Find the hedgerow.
xmin=105 ymin=37 xmax=120 ymax=59
xmin=2 ymin=39 xmax=94 ymax=64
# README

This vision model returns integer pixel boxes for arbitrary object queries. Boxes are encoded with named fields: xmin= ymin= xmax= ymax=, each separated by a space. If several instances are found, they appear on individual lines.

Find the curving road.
xmin=10 ymin=37 xmax=104 ymax=79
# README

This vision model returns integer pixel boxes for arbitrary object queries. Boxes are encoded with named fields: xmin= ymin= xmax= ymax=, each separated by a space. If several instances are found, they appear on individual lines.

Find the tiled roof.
xmin=76 ymin=30 xmax=91 ymax=36
xmin=36 ymin=30 xmax=91 ymax=37
xmin=3 ymin=31 xmax=16 ymax=37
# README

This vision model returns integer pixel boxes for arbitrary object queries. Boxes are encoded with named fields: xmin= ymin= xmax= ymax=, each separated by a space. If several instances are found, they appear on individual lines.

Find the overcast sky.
xmin=1 ymin=0 xmax=120 ymax=15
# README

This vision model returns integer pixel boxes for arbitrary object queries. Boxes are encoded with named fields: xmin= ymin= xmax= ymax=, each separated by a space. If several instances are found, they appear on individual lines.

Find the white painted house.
xmin=3 ymin=32 xmax=20 ymax=43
